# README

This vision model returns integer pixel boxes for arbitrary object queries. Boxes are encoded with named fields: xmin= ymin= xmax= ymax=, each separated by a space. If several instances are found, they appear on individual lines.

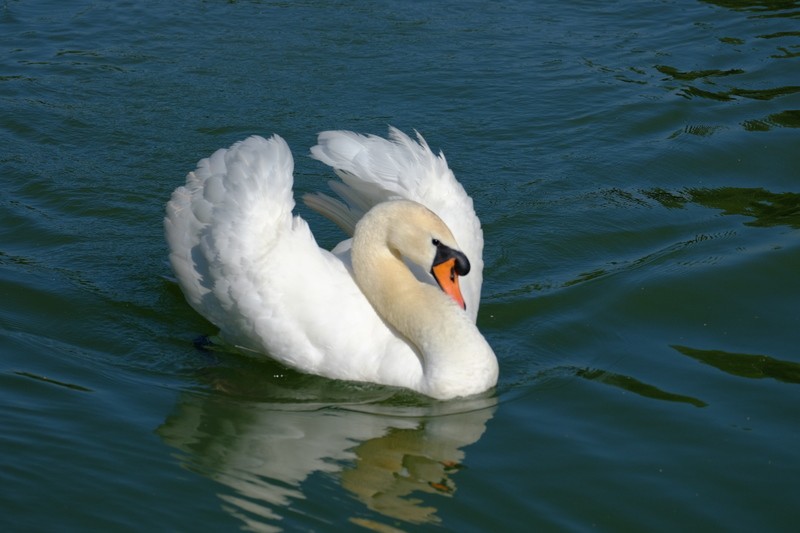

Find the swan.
xmin=164 ymin=128 xmax=498 ymax=399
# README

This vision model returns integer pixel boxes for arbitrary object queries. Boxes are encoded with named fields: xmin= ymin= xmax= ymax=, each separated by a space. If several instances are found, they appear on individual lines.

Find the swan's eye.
xmin=432 ymin=238 xmax=441 ymax=247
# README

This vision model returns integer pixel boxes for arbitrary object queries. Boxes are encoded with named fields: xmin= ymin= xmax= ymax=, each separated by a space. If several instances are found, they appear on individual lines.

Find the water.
xmin=2 ymin=0 xmax=799 ymax=530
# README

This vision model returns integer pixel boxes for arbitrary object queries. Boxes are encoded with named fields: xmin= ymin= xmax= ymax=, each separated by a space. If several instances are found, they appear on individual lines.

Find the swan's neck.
xmin=353 ymin=245 xmax=498 ymax=399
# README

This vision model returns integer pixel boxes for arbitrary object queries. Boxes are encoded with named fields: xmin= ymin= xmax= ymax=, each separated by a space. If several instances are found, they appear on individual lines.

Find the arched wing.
xmin=164 ymin=135 xmax=406 ymax=376
xmin=307 ymin=127 xmax=485 ymax=321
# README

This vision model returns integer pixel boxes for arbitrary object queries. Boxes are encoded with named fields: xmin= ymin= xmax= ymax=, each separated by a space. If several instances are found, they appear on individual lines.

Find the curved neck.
xmin=353 ymin=239 xmax=498 ymax=399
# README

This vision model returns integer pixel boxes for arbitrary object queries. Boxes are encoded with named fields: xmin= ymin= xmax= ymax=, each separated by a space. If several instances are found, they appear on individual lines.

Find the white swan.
xmin=164 ymin=128 xmax=498 ymax=399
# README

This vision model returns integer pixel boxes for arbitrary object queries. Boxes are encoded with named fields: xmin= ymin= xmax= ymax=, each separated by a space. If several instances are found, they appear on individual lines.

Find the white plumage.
xmin=165 ymin=128 xmax=497 ymax=399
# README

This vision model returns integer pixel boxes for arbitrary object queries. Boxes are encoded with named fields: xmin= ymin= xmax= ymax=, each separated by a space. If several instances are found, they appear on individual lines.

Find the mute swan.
xmin=165 ymin=128 xmax=498 ymax=399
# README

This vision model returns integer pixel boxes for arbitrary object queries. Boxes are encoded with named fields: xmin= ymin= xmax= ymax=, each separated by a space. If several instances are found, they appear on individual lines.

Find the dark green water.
xmin=2 ymin=0 xmax=799 ymax=530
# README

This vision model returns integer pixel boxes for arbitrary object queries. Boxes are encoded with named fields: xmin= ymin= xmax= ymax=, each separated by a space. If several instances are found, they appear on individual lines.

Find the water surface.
xmin=2 ymin=0 xmax=799 ymax=530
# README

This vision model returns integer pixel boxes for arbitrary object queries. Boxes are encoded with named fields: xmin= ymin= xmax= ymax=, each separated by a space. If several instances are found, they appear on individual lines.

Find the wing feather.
xmin=307 ymin=127 xmax=484 ymax=321
xmin=165 ymin=135 xmax=418 ymax=379
xmin=164 ymin=130 xmax=484 ymax=389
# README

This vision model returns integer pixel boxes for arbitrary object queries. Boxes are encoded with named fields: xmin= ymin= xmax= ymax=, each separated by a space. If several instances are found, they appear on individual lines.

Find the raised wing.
xmin=306 ymin=127 xmax=485 ymax=321
xmin=164 ymin=135 xmax=400 ymax=376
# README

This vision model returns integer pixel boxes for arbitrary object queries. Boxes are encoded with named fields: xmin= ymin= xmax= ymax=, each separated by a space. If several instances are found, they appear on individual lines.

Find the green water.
xmin=2 ymin=0 xmax=799 ymax=530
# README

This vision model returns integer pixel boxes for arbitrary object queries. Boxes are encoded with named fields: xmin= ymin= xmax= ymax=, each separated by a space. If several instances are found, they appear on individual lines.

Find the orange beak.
xmin=431 ymin=258 xmax=466 ymax=310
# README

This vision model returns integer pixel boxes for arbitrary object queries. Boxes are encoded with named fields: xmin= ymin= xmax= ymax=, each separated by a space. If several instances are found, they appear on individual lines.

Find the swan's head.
xmin=428 ymin=237 xmax=470 ymax=309
xmin=354 ymin=200 xmax=471 ymax=310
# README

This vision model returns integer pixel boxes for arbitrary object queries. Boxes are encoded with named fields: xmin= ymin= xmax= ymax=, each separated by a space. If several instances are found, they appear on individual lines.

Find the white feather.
xmin=308 ymin=127 xmax=484 ymax=321
xmin=165 ymin=129 xmax=495 ymax=399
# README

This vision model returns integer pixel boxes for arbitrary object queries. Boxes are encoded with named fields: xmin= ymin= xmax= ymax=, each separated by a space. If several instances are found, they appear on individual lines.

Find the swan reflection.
xmin=158 ymin=388 xmax=496 ymax=530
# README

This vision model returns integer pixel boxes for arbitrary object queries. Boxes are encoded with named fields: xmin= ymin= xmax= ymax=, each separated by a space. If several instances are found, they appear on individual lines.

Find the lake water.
xmin=2 ymin=0 xmax=799 ymax=530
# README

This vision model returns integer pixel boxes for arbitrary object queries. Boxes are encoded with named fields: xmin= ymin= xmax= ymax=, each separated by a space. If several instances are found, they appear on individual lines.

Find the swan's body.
xmin=165 ymin=128 xmax=497 ymax=399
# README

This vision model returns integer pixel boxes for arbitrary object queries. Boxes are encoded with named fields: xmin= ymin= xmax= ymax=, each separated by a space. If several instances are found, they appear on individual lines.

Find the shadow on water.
xmin=157 ymin=357 xmax=496 ymax=531
xmin=643 ymin=187 xmax=800 ymax=229
xmin=654 ymin=64 xmax=800 ymax=104
xmin=574 ymin=367 xmax=708 ymax=408
xmin=673 ymin=345 xmax=800 ymax=384
xmin=698 ymin=0 xmax=800 ymax=14
xmin=655 ymin=0 xmax=800 ymax=131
